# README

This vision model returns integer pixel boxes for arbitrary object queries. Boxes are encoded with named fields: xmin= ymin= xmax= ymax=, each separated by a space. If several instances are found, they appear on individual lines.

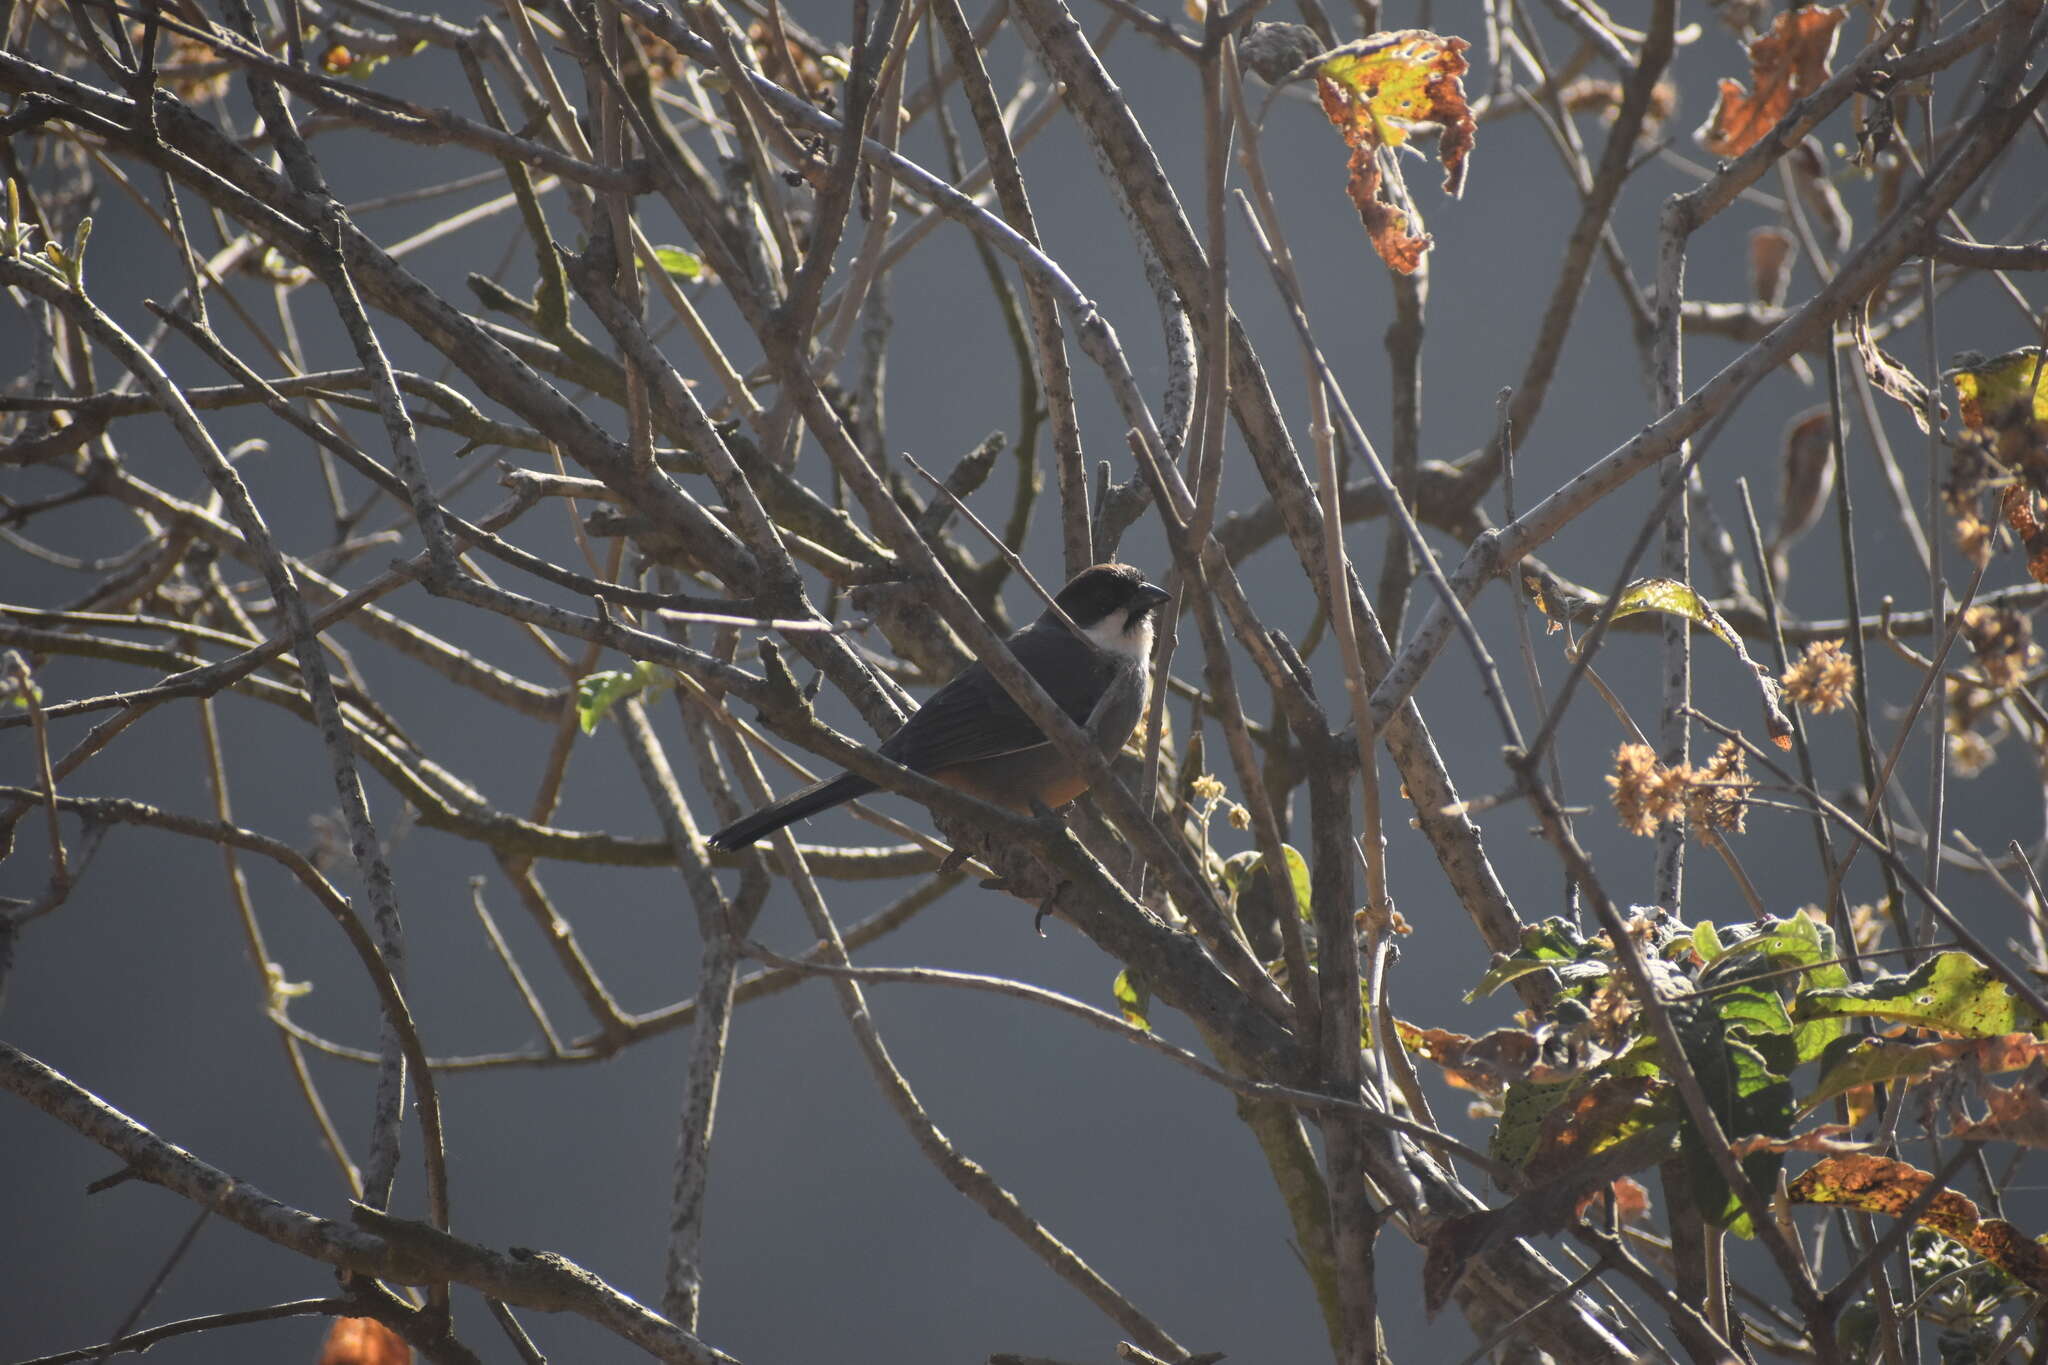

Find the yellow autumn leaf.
xmin=1312 ymin=31 xmax=1476 ymax=275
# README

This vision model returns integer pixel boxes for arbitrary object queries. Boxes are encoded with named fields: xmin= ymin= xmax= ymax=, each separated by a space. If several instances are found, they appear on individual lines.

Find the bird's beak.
xmin=1134 ymin=582 xmax=1171 ymax=612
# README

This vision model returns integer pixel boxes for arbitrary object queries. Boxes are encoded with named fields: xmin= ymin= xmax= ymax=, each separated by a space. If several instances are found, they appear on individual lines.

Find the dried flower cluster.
xmin=1947 ymin=726 xmax=1998 ymax=778
xmin=1609 ymin=910 xmax=1668 ymax=949
xmin=1940 ymin=609 xmax=2042 ymax=778
xmin=1945 ymin=673 xmax=2016 ymax=779
xmin=1607 ymin=740 xmax=1754 ymax=838
xmin=1781 ymin=638 xmax=1856 ymax=714
xmin=1941 ymin=433 xmax=2001 ymax=567
xmin=1961 ymin=604 xmax=2039 ymax=691
xmin=1686 ymin=740 xmax=1753 ymax=835
xmin=627 ymin=16 xmax=690 ymax=81
xmin=747 ymin=21 xmax=842 ymax=104
xmin=1608 ymin=743 xmax=1688 ymax=836
xmin=1584 ymin=981 xmax=1638 ymax=1048
xmin=1187 ymin=772 xmax=1247 ymax=860
xmin=1954 ymin=510 xmax=1995 ymax=566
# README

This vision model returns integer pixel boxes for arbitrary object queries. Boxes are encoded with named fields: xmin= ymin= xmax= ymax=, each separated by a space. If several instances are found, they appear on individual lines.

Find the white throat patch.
xmin=1083 ymin=607 xmax=1154 ymax=664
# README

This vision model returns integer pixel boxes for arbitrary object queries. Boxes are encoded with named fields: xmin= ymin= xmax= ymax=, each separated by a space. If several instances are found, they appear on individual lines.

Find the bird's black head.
xmin=1052 ymin=563 xmax=1171 ymax=642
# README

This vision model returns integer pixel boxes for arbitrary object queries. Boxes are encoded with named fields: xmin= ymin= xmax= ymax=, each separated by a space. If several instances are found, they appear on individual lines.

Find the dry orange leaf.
xmin=1789 ymin=1154 xmax=2048 ymax=1291
xmin=1769 ymin=406 xmax=1835 ymax=569
xmin=1699 ymin=6 xmax=1847 ymax=158
xmin=1728 ymin=1124 xmax=1865 ymax=1158
xmin=1749 ymin=225 xmax=1796 ymax=308
xmin=1573 ymin=1174 xmax=1653 ymax=1225
xmin=319 ymin=1317 xmax=412 ymax=1365
xmin=1396 ymin=1021 xmax=1550 ymax=1094
xmin=1952 ymin=1077 xmax=2048 ymax=1148
xmin=1313 ymin=31 xmax=1476 ymax=274
xmin=1788 ymin=1153 xmax=1978 ymax=1239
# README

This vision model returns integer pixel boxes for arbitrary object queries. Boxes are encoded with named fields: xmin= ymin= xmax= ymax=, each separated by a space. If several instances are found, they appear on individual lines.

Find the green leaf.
xmin=1608 ymin=577 xmax=1794 ymax=750
xmin=1716 ymin=914 xmax=1851 ymax=1060
xmin=1519 ymin=917 xmax=1594 ymax=961
xmin=1220 ymin=844 xmax=1312 ymax=920
xmin=1710 ymin=981 xmax=1796 ymax=1041
xmin=1112 ymin=969 xmax=1151 ymax=1032
xmin=1490 ymin=1078 xmax=1578 ymax=1171
xmin=1276 ymin=845 xmax=1311 ymax=919
xmin=63 ymin=216 xmax=90 ymax=287
xmin=1694 ymin=926 xmax=1804 ymax=1045
xmin=1467 ymin=918 xmax=1608 ymax=1001
xmin=1693 ymin=920 xmax=1725 ymax=962
xmin=1804 ymin=1035 xmax=1935 ymax=1115
xmin=1520 ymin=1075 xmax=1676 ymax=1183
xmin=575 ymin=660 xmax=671 ymax=733
xmin=1220 ymin=850 xmax=1257 ymax=894
xmin=1468 ymin=954 xmax=1565 ymax=1000
xmin=653 ymin=245 xmax=707 ymax=281
xmin=1792 ymin=951 xmax=2042 ymax=1038
xmin=1603 ymin=1034 xmax=1667 ymax=1080
xmin=1671 ymin=986 xmax=1794 ymax=1237
xmin=4 ymin=178 xmax=22 ymax=257
xmin=1689 ymin=1036 xmax=1793 ymax=1237
xmin=1719 ymin=913 xmax=1846 ymax=982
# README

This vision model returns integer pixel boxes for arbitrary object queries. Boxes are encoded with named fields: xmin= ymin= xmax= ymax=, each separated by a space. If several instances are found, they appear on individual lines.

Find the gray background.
xmin=5 ymin=2 xmax=2046 ymax=1361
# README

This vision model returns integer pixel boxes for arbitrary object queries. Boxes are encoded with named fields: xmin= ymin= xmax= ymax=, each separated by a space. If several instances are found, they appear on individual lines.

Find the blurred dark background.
xmin=5 ymin=1 xmax=2046 ymax=1361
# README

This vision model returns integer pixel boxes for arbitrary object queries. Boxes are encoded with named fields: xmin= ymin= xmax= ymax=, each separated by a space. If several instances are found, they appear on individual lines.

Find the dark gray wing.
xmin=878 ymin=626 xmax=1122 ymax=773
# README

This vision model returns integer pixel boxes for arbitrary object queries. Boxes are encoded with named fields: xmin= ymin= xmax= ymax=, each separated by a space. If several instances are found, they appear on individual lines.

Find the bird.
xmin=708 ymin=563 xmax=1171 ymax=851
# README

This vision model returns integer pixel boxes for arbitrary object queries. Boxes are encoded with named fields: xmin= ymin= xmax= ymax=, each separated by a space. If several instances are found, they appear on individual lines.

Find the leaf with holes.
xmin=1488 ymin=1078 xmax=1578 ymax=1170
xmin=1312 ymin=31 xmax=1476 ymax=274
xmin=1789 ymin=1155 xmax=2048 ymax=1291
xmin=1792 ymin=951 xmax=2043 ymax=1038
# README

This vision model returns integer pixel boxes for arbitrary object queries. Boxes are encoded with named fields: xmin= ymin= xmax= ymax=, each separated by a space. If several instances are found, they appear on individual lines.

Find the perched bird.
xmin=709 ymin=563 xmax=1171 ymax=851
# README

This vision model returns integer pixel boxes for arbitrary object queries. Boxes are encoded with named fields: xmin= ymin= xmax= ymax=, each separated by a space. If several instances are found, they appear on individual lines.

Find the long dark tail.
xmin=708 ymin=772 xmax=878 ymax=851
